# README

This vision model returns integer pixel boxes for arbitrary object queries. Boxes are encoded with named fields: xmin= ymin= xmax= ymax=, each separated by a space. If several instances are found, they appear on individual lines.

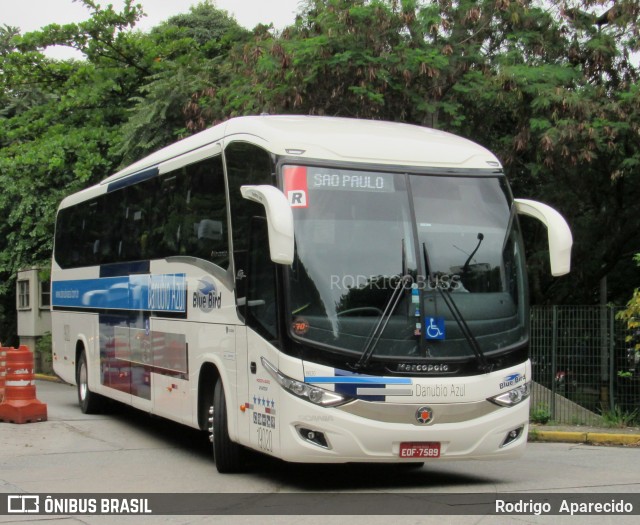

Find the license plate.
xmin=399 ymin=442 xmax=441 ymax=458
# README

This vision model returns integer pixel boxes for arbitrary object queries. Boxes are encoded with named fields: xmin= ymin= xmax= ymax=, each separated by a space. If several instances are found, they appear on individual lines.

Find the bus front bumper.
xmin=276 ymin=396 xmax=529 ymax=463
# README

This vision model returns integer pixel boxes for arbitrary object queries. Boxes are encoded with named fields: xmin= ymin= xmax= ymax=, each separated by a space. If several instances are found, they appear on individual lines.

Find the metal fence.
xmin=529 ymin=306 xmax=640 ymax=425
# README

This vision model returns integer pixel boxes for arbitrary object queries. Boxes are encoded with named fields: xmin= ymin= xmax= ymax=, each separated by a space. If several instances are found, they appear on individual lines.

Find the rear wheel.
xmin=77 ymin=350 xmax=103 ymax=414
xmin=211 ymin=378 xmax=244 ymax=473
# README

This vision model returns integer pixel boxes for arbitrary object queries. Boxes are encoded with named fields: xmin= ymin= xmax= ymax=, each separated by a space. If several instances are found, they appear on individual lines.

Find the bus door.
xmin=240 ymin=217 xmax=282 ymax=457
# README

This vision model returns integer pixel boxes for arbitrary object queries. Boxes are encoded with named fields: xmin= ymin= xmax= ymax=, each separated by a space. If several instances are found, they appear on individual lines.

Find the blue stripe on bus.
xmin=52 ymin=273 xmax=187 ymax=313
xmin=303 ymin=376 xmax=412 ymax=385
xmin=107 ymin=166 xmax=159 ymax=192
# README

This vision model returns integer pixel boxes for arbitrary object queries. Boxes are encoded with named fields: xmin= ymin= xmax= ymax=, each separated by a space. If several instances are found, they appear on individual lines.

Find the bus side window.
xmin=54 ymin=206 xmax=83 ymax=268
xmin=224 ymin=142 xmax=275 ymax=309
xmin=54 ymin=154 xmax=230 ymax=270
xmin=146 ymin=155 xmax=229 ymax=266
xmin=151 ymin=173 xmax=182 ymax=258
xmin=182 ymin=156 xmax=228 ymax=266
xmin=120 ymin=185 xmax=147 ymax=262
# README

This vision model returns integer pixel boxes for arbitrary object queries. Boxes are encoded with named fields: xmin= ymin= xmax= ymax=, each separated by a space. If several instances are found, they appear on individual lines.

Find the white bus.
xmin=51 ymin=115 xmax=572 ymax=472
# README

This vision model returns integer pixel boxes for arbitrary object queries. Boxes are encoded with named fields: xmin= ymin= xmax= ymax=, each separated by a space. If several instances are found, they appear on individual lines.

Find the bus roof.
xmin=60 ymin=116 xmax=503 ymax=209
xmin=102 ymin=116 xmax=501 ymax=186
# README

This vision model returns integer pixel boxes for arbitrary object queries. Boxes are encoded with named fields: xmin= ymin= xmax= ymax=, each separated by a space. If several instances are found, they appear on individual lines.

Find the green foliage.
xmin=14 ymin=0 xmax=148 ymax=70
xmin=0 ymin=1 xmax=248 ymax=341
xmin=618 ymin=255 xmax=640 ymax=319
xmin=222 ymin=0 xmax=640 ymax=305
xmin=601 ymin=405 xmax=639 ymax=428
xmin=35 ymin=332 xmax=53 ymax=358
xmin=530 ymin=403 xmax=551 ymax=425
xmin=617 ymin=254 xmax=640 ymax=373
xmin=116 ymin=2 xmax=249 ymax=164
xmin=618 ymin=285 xmax=640 ymax=331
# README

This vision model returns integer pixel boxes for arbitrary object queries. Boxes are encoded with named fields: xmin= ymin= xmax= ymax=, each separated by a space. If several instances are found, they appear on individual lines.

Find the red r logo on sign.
xmin=283 ymin=166 xmax=309 ymax=208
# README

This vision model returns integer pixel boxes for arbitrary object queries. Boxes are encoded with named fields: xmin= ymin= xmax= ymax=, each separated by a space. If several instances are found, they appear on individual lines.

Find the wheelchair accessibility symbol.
xmin=425 ymin=317 xmax=445 ymax=340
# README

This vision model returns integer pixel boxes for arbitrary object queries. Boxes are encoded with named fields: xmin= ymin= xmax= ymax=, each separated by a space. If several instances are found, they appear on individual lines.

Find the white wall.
xmin=16 ymin=267 xmax=52 ymax=340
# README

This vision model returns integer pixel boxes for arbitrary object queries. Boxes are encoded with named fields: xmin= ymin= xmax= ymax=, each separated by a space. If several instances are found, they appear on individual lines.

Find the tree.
xmin=617 ymin=254 xmax=640 ymax=378
xmin=492 ymin=1 xmax=640 ymax=304
xmin=0 ymin=1 xmax=154 ymax=342
xmin=618 ymin=255 xmax=640 ymax=326
xmin=116 ymin=2 xmax=250 ymax=164
xmin=0 ymin=1 xmax=253 ymax=343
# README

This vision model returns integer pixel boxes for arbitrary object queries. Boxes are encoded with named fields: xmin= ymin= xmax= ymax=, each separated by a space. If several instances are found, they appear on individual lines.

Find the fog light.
xmin=296 ymin=426 xmax=330 ymax=449
xmin=501 ymin=425 xmax=524 ymax=447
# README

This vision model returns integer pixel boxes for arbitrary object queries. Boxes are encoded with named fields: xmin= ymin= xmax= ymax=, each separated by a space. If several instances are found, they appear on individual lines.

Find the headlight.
xmin=488 ymin=382 xmax=531 ymax=407
xmin=261 ymin=357 xmax=352 ymax=407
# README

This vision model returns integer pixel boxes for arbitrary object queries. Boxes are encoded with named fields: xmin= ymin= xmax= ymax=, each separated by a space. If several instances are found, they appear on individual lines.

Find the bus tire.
xmin=77 ymin=350 xmax=103 ymax=414
xmin=212 ymin=378 xmax=243 ymax=473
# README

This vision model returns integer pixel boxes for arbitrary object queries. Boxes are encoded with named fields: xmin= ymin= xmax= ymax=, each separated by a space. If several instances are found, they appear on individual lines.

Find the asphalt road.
xmin=1 ymin=380 xmax=639 ymax=524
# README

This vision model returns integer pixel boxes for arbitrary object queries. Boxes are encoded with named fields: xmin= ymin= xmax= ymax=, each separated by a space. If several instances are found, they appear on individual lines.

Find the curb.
xmin=34 ymin=374 xmax=64 ymax=383
xmin=529 ymin=430 xmax=640 ymax=447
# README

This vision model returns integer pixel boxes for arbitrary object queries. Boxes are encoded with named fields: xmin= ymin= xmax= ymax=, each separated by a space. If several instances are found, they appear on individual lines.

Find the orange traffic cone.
xmin=0 ymin=345 xmax=48 ymax=424
xmin=0 ymin=347 xmax=6 ymax=402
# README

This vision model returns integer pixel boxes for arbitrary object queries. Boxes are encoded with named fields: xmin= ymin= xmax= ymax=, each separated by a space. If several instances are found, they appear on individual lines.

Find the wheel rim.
xmin=79 ymin=361 xmax=88 ymax=401
xmin=208 ymin=405 xmax=214 ymax=443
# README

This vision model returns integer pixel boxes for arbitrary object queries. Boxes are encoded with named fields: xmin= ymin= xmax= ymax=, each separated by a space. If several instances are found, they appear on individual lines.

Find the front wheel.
xmin=77 ymin=350 xmax=103 ymax=414
xmin=211 ymin=379 xmax=244 ymax=473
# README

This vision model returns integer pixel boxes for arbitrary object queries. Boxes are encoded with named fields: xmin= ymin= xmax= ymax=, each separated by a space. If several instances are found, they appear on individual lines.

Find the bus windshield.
xmin=282 ymin=165 xmax=527 ymax=362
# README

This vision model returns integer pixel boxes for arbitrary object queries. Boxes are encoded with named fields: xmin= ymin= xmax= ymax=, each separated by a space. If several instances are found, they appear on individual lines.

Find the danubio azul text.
xmin=147 ymin=274 xmax=186 ymax=312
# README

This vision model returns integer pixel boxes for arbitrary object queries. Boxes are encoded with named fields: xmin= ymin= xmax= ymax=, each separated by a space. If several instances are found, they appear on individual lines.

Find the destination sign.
xmin=308 ymin=168 xmax=395 ymax=193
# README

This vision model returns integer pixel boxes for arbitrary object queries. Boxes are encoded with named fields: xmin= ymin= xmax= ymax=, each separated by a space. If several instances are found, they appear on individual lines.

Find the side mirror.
xmin=515 ymin=198 xmax=573 ymax=277
xmin=240 ymin=185 xmax=294 ymax=265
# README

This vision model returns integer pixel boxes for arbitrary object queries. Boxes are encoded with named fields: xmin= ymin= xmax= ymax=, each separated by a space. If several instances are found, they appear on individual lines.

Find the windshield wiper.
xmin=354 ymin=274 xmax=411 ymax=371
xmin=354 ymin=239 xmax=411 ymax=371
xmin=423 ymin=242 xmax=492 ymax=373
xmin=437 ymin=288 xmax=491 ymax=372
xmin=462 ymin=232 xmax=484 ymax=273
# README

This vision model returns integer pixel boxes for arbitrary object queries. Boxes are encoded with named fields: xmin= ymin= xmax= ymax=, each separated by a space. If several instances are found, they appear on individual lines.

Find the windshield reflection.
xmin=282 ymin=165 xmax=527 ymax=361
